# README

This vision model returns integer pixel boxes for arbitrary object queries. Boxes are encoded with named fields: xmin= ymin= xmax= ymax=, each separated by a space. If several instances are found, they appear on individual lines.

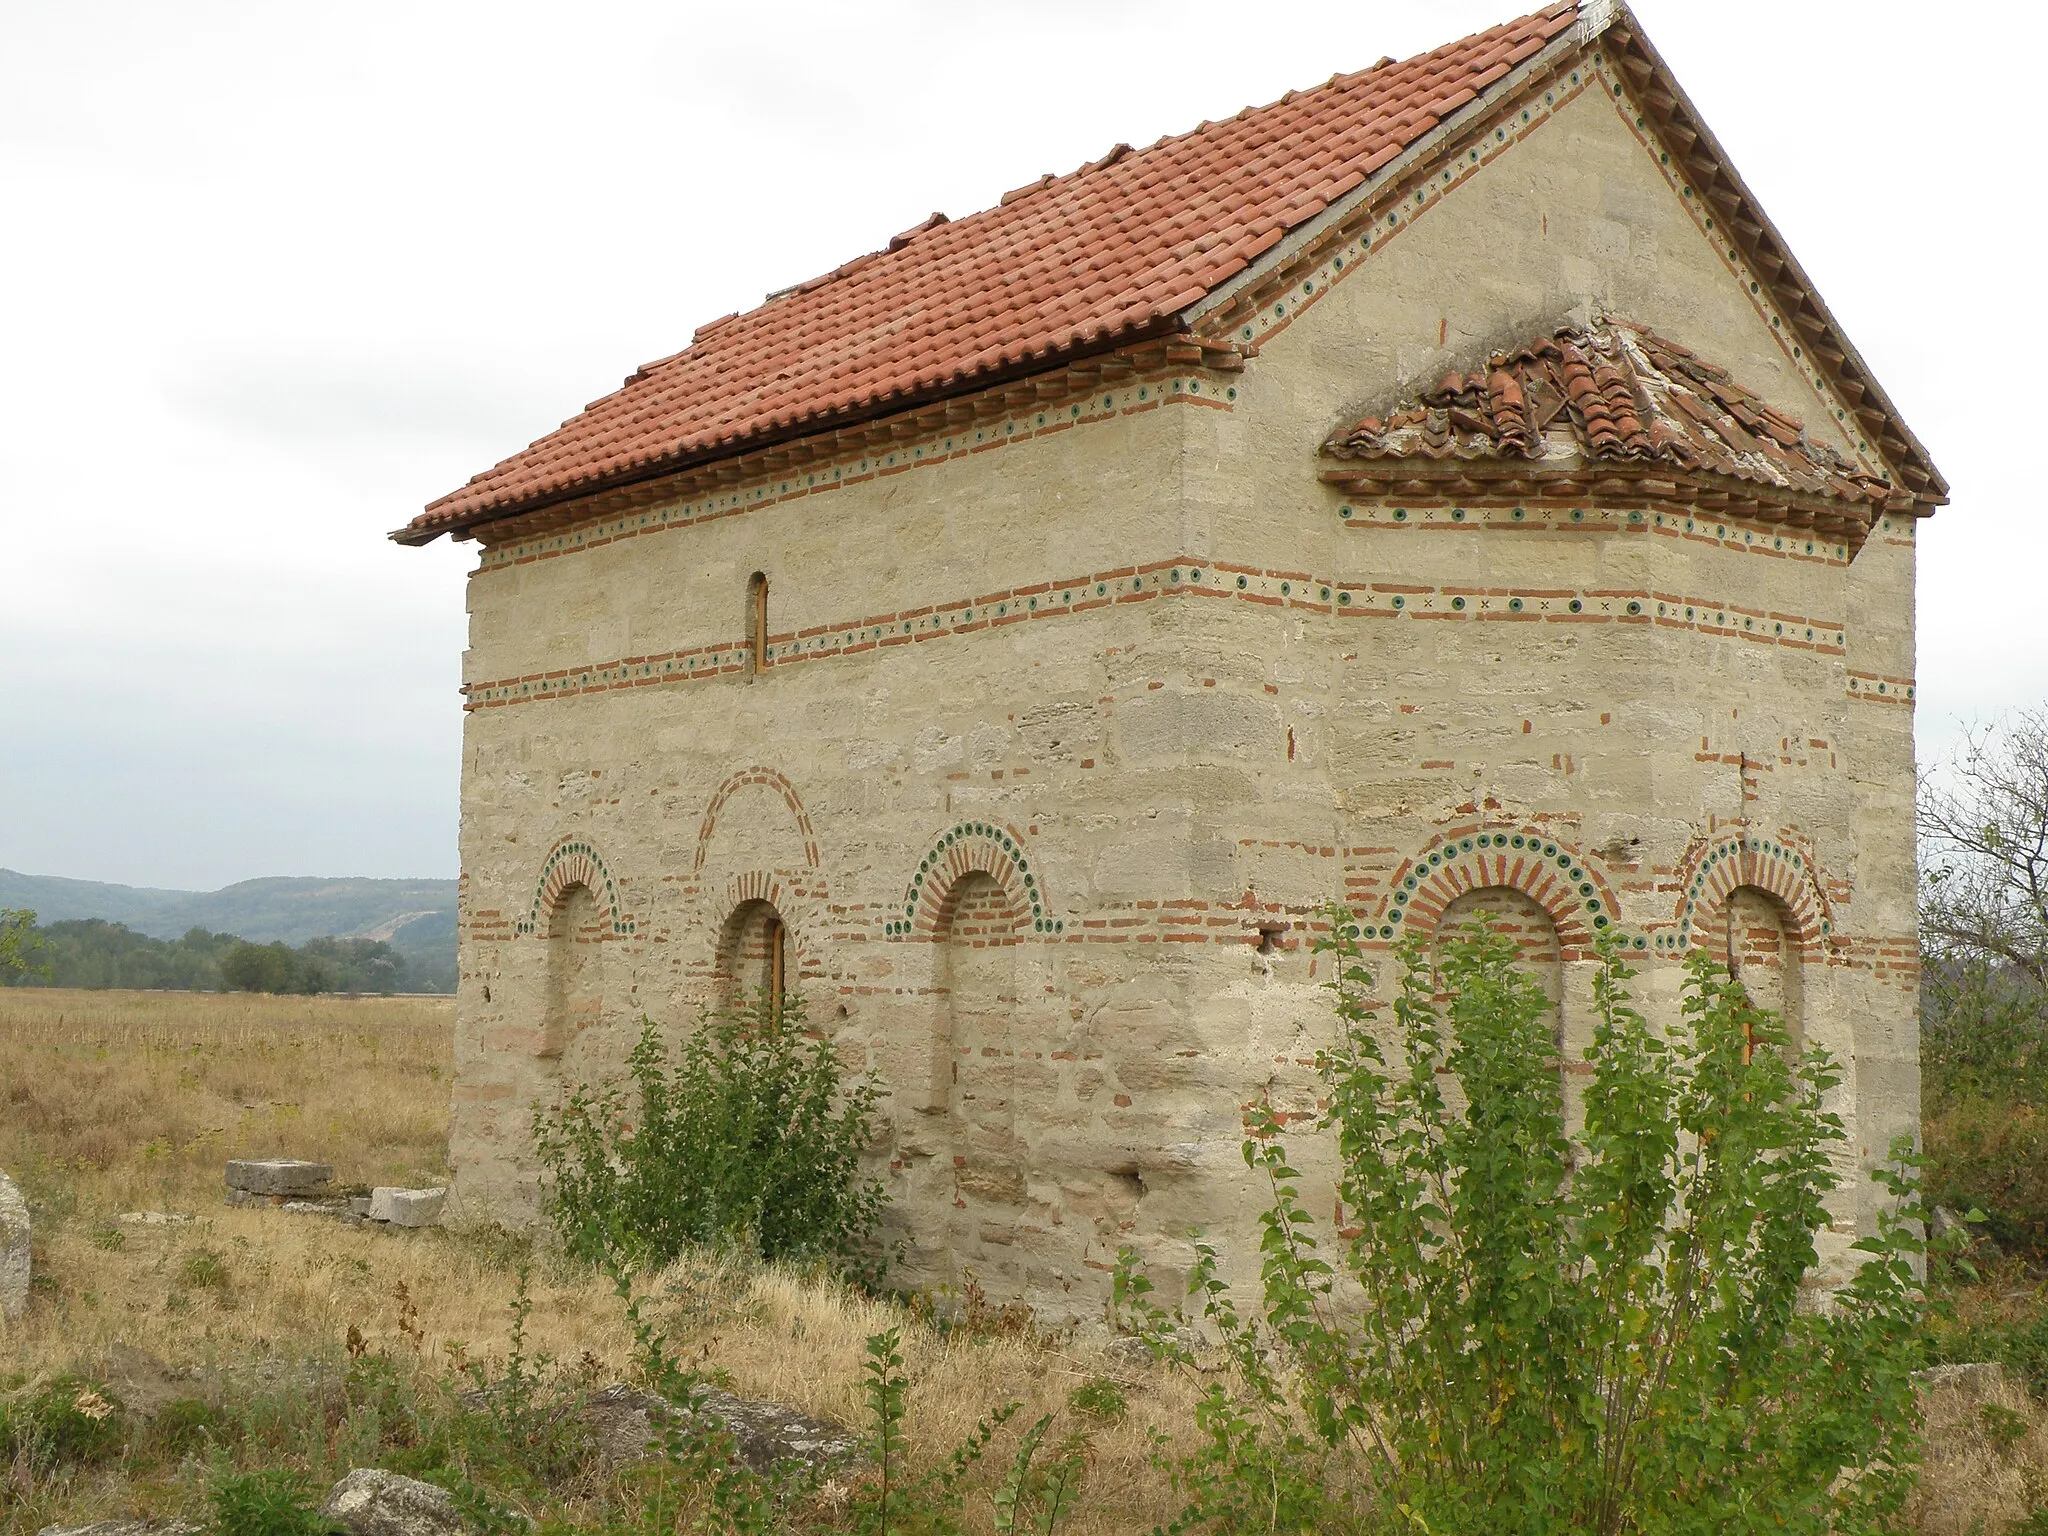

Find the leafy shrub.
xmin=209 ymin=1469 xmax=343 ymax=1536
xmin=1065 ymin=1376 xmax=1126 ymax=1423
xmin=533 ymin=993 xmax=886 ymax=1280
xmin=179 ymin=1245 xmax=234 ymax=1295
xmin=448 ymin=1266 xmax=597 ymax=1490
xmin=1925 ymin=1096 xmax=2048 ymax=1259
xmin=1935 ymin=1311 xmax=2048 ymax=1397
xmin=147 ymin=1396 xmax=227 ymax=1458
xmin=0 ymin=1376 xmax=125 ymax=1473
xmin=1923 ymin=956 xmax=2048 ymax=1111
xmin=1114 ymin=918 xmax=1934 ymax=1536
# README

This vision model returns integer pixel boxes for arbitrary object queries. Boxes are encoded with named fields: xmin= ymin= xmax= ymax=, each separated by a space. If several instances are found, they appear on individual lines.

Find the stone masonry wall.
xmin=445 ymin=42 xmax=1918 ymax=1322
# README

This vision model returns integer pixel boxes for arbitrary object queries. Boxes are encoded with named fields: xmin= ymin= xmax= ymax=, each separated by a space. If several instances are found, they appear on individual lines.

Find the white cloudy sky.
xmin=0 ymin=1 xmax=2032 ymax=890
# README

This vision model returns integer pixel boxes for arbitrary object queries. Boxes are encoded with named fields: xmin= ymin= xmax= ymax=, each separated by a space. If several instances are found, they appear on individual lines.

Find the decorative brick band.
xmin=472 ymin=367 xmax=1235 ymax=575
xmin=517 ymin=838 xmax=633 ymax=938
xmin=714 ymin=869 xmax=809 ymax=966
xmin=1332 ymin=502 xmax=1855 ymax=566
xmin=1370 ymin=827 xmax=1627 ymax=961
xmin=1845 ymin=670 xmax=1915 ymax=706
xmin=460 ymin=556 xmax=1851 ymax=710
xmin=465 ymin=43 xmax=1597 ymax=578
xmin=693 ymin=766 xmax=822 ymax=873
xmin=1659 ymin=830 xmax=1833 ymax=956
xmin=888 ymin=821 xmax=1061 ymax=940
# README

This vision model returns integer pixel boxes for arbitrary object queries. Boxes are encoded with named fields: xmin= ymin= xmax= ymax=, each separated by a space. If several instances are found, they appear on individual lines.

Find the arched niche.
xmin=930 ymin=868 xmax=1028 ymax=1284
xmin=1716 ymin=884 xmax=1805 ymax=1055
xmin=716 ymin=897 xmax=789 ymax=1015
xmin=541 ymin=882 xmax=608 ymax=1069
xmin=1434 ymin=886 xmax=1565 ymax=1046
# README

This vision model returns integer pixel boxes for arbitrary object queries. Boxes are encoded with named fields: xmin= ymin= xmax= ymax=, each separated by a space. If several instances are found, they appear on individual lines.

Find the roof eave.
xmin=389 ymin=310 xmax=1195 ymax=546
xmin=1594 ymin=4 xmax=1948 ymax=511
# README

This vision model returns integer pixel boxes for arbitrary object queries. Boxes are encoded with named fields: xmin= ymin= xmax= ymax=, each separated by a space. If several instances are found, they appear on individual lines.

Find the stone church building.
xmin=399 ymin=1 xmax=1945 ymax=1318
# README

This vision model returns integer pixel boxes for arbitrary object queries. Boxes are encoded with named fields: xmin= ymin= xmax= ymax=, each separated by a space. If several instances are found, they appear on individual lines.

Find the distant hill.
xmin=0 ymin=869 xmax=457 ymax=983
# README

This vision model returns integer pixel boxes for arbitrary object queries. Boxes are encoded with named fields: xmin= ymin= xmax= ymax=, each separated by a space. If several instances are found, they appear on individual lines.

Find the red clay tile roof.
xmin=402 ymin=2 xmax=1584 ymax=541
xmin=1321 ymin=319 xmax=1896 ymax=516
xmin=402 ymin=0 xmax=1946 ymax=544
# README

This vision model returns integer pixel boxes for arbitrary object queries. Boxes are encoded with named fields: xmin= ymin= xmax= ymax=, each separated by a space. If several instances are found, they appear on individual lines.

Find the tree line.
xmin=0 ymin=911 xmax=448 ymax=994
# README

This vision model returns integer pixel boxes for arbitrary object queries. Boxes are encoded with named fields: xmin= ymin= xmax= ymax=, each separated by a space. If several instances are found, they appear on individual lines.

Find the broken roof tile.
xmin=1319 ymin=317 xmax=1898 ymax=526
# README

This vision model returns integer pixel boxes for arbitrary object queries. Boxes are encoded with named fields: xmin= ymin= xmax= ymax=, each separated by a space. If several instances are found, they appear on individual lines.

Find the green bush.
xmin=1066 ymin=1376 xmax=1127 ymax=1423
xmin=1935 ymin=1311 xmax=2048 ymax=1397
xmin=147 ymin=1396 xmax=227 ymax=1458
xmin=209 ymin=1469 xmax=343 ymax=1536
xmin=532 ymin=993 xmax=887 ymax=1281
xmin=1925 ymin=1096 xmax=2048 ymax=1259
xmin=1114 ymin=918 xmax=1934 ymax=1536
xmin=1923 ymin=957 xmax=2048 ymax=1111
xmin=0 ymin=1376 xmax=126 ymax=1474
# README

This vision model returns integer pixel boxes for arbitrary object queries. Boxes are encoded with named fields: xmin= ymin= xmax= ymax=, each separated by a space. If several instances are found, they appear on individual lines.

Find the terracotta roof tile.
xmin=1320 ymin=317 xmax=1897 ymax=520
xmin=406 ymin=2 xmax=1582 ymax=539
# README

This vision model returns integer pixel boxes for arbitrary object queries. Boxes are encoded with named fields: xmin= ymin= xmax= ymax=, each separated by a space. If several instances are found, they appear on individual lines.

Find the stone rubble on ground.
xmin=115 ymin=1212 xmax=193 ymax=1227
xmin=281 ymin=1200 xmax=352 ymax=1218
xmin=318 ymin=1469 xmax=469 ymax=1536
xmin=219 ymin=1161 xmax=449 ymax=1228
xmin=37 ymin=1522 xmax=204 ymax=1536
xmin=224 ymin=1159 xmax=333 ymax=1198
xmin=697 ymin=1385 xmax=863 ymax=1473
xmin=1101 ymin=1335 xmax=1155 ymax=1372
xmin=573 ymin=1382 xmax=860 ymax=1473
xmin=1 ymin=1168 xmax=30 ymax=1321
xmin=368 ymin=1187 xmax=447 ymax=1227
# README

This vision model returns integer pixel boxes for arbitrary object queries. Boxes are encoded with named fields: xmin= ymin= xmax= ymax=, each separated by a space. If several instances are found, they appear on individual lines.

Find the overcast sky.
xmin=0 ymin=1 xmax=2032 ymax=891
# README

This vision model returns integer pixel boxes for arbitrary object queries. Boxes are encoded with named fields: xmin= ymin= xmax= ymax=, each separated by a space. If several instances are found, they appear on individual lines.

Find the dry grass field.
xmin=1 ymin=985 xmax=2044 ymax=1533
xmin=0 ymin=988 xmax=1194 ymax=1536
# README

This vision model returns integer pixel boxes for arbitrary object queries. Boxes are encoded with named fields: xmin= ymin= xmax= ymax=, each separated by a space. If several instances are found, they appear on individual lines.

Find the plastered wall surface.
xmin=445 ymin=52 xmax=1919 ymax=1320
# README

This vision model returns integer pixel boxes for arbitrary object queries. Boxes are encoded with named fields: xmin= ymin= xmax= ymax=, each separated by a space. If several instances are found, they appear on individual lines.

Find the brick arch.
xmin=516 ymin=838 xmax=633 ymax=937
xmin=888 ymin=821 xmax=1061 ymax=940
xmin=1373 ymin=827 xmax=1629 ymax=961
xmin=691 ymin=766 xmax=821 ymax=874
xmin=1658 ymin=829 xmax=1833 ymax=957
xmin=712 ymin=868 xmax=822 ymax=978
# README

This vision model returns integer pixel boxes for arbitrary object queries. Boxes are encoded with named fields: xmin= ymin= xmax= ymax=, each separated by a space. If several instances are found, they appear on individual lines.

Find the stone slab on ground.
xmin=319 ymin=1469 xmax=467 ymax=1536
xmin=574 ymin=1383 xmax=860 ymax=1474
xmin=368 ymin=1187 xmax=447 ymax=1227
xmin=1917 ymin=1361 xmax=2007 ymax=1395
xmin=1 ymin=1169 xmax=29 ymax=1321
xmin=39 ymin=1522 xmax=203 ymax=1536
xmin=225 ymin=1159 xmax=333 ymax=1196
xmin=701 ymin=1386 xmax=862 ymax=1472
xmin=282 ymin=1200 xmax=354 ymax=1218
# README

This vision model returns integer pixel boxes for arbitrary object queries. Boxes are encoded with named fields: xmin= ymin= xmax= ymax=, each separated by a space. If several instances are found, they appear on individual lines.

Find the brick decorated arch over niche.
xmin=692 ymin=766 xmax=822 ymax=874
xmin=886 ymin=821 xmax=1062 ymax=940
xmin=712 ymin=868 xmax=824 ymax=980
xmin=1374 ymin=827 xmax=1628 ymax=961
xmin=1657 ymin=829 xmax=1833 ymax=957
xmin=516 ymin=838 xmax=634 ymax=937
